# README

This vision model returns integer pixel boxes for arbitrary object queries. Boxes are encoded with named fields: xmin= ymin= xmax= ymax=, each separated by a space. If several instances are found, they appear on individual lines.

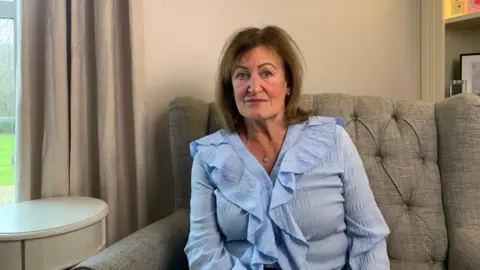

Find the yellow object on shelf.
xmin=445 ymin=0 xmax=480 ymax=19
xmin=445 ymin=0 xmax=467 ymax=19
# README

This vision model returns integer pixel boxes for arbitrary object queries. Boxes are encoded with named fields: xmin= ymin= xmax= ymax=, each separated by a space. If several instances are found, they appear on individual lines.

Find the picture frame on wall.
xmin=460 ymin=53 xmax=480 ymax=94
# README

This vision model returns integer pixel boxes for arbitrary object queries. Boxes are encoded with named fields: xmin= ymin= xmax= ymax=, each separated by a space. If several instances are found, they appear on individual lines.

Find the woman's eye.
xmin=235 ymin=72 xmax=248 ymax=80
xmin=260 ymin=71 xmax=273 ymax=77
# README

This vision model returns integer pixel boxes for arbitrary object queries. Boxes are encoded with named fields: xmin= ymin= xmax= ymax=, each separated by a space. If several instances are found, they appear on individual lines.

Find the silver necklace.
xmin=256 ymin=142 xmax=270 ymax=163
xmin=244 ymin=128 xmax=287 ymax=164
xmin=245 ymin=135 xmax=269 ymax=163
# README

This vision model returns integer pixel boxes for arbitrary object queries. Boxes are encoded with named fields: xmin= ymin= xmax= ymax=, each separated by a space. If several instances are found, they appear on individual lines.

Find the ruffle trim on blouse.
xmin=268 ymin=116 xmax=343 ymax=270
xmin=189 ymin=117 xmax=344 ymax=270
xmin=190 ymin=130 xmax=278 ymax=269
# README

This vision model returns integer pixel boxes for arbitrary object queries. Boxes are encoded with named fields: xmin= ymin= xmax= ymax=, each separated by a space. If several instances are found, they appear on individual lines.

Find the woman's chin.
xmin=244 ymin=112 xmax=274 ymax=122
xmin=246 ymin=116 xmax=265 ymax=121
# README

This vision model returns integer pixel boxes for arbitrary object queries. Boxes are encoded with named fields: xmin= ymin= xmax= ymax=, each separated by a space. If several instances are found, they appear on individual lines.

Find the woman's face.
xmin=232 ymin=46 xmax=289 ymax=123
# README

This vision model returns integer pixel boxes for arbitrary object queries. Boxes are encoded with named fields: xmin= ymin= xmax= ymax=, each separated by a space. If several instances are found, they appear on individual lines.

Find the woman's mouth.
xmin=245 ymin=98 xmax=268 ymax=103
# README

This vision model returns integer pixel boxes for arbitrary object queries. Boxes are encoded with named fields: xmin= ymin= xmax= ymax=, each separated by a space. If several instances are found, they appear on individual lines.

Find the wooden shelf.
xmin=445 ymin=12 xmax=480 ymax=29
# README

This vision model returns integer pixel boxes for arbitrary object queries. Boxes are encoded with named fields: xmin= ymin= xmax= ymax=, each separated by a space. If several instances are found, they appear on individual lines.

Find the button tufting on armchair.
xmin=74 ymin=93 xmax=480 ymax=270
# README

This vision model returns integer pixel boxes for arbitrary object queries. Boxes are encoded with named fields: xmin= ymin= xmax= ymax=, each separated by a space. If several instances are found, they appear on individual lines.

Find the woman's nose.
xmin=248 ymin=74 xmax=262 ymax=94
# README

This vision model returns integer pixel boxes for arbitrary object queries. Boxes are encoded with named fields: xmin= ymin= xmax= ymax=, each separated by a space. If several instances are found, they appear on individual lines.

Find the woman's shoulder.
xmin=298 ymin=115 xmax=347 ymax=139
xmin=189 ymin=129 xmax=230 ymax=158
xmin=278 ymin=116 xmax=349 ymax=176
xmin=294 ymin=115 xmax=350 ymax=154
xmin=303 ymin=115 xmax=346 ymax=130
xmin=301 ymin=116 xmax=356 ymax=155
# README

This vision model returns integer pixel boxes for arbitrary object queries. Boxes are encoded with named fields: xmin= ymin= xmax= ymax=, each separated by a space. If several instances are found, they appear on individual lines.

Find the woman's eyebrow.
xmin=233 ymin=62 xmax=276 ymax=71
xmin=233 ymin=65 xmax=248 ymax=71
xmin=258 ymin=63 xmax=276 ymax=70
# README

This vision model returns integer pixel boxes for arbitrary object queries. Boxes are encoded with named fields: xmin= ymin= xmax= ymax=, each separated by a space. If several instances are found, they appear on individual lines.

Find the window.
xmin=0 ymin=0 xmax=18 ymax=207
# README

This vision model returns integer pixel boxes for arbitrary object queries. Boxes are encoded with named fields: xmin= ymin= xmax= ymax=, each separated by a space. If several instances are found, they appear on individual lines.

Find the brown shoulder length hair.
xmin=214 ymin=25 xmax=312 ymax=133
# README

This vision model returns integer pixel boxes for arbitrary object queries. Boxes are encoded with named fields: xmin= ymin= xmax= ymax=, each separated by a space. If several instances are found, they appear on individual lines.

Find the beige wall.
xmin=143 ymin=0 xmax=421 ymax=218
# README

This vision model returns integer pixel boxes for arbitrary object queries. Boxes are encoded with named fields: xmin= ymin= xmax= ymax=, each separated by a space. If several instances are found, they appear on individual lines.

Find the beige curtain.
xmin=17 ymin=0 xmax=148 ymax=245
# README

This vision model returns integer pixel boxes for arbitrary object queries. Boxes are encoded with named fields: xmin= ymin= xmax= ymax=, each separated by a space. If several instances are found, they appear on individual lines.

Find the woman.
xmin=184 ymin=25 xmax=390 ymax=270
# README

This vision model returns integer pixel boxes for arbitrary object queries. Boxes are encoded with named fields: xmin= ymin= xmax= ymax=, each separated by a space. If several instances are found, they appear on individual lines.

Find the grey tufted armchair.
xmin=75 ymin=93 xmax=480 ymax=270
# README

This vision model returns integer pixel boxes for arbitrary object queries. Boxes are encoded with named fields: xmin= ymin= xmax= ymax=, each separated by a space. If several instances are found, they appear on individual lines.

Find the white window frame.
xmin=0 ymin=0 xmax=19 ymax=97
xmin=0 ymin=0 xmax=20 ymax=123
xmin=0 ymin=1 xmax=16 ymax=20
xmin=0 ymin=0 xmax=20 ymax=205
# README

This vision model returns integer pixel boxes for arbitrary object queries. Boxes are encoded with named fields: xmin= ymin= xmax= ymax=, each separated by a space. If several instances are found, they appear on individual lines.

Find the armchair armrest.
xmin=449 ymin=227 xmax=480 ymax=269
xmin=73 ymin=209 xmax=189 ymax=270
xmin=436 ymin=93 xmax=480 ymax=269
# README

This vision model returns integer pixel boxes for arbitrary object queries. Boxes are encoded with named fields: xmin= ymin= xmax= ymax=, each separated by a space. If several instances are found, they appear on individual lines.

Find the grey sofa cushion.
xmin=436 ymin=94 xmax=480 ymax=269
xmin=310 ymin=94 xmax=447 ymax=269
xmin=168 ymin=97 xmax=210 ymax=210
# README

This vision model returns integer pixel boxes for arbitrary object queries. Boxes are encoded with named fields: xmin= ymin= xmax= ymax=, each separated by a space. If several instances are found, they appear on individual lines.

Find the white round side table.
xmin=0 ymin=196 xmax=109 ymax=270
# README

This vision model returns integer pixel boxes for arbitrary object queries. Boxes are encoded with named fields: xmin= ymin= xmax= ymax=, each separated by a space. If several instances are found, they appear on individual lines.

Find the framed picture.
xmin=460 ymin=53 xmax=480 ymax=93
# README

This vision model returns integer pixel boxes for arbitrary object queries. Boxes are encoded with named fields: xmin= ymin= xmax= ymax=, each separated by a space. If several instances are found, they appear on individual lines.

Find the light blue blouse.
xmin=184 ymin=116 xmax=390 ymax=270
